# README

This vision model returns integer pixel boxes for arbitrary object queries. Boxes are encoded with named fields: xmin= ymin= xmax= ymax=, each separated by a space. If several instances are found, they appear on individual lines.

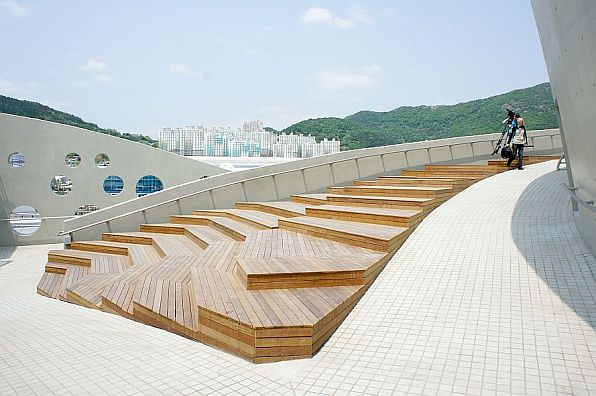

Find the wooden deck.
xmin=37 ymin=156 xmax=558 ymax=362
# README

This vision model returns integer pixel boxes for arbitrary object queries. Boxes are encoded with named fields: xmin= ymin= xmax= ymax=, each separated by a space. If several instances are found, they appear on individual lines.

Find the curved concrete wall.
xmin=64 ymin=129 xmax=562 ymax=243
xmin=0 ymin=114 xmax=227 ymax=246
xmin=531 ymin=1 xmax=596 ymax=255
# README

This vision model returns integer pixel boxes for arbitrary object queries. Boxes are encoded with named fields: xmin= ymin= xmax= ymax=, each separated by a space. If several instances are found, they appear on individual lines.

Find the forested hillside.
xmin=0 ymin=95 xmax=157 ymax=146
xmin=282 ymin=83 xmax=557 ymax=150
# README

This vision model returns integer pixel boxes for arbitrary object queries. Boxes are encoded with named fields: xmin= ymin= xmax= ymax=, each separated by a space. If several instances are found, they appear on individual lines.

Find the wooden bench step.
xmin=37 ymin=272 xmax=65 ymax=299
xmin=278 ymin=216 xmax=409 ymax=252
xmin=169 ymin=215 xmax=260 ymax=241
xmin=71 ymin=241 xmax=130 ymax=256
xmin=235 ymin=201 xmax=308 ymax=217
xmin=324 ymin=194 xmax=438 ymax=211
xmin=290 ymin=194 xmax=328 ymax=205
xmin=236 ymin=253 xmax=385 ymax=289
xmin=327 ymin=185 xmax=452 ymax=199
xmin=355 ymin=177 xmax=472 ymax=191
xmin=103 ymin=232 xmax=203 ymax=257
xmin=305 ymin=205 xmax=423 ymax=227
xmin=65 ymin=273 xmax=120 ymax=309
xmin=401 ymin=170 xmax=488 ymax=178
xmin=192 ymin=209 xmax=280 ymax=229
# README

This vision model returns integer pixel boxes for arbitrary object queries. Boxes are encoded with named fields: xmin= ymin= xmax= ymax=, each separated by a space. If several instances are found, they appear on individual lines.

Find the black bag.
xmin=501 ymin=146 xmax=514 ymax=160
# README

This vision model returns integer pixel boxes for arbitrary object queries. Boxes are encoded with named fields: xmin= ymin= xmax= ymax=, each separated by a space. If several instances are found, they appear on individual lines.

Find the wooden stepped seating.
xmin=325 ymin=194 xmax=439 ymax=211
xmin=236 ymin=253 xmax=386 ymax=290
xmin=291 ymin=193 xmax=328 ymax=205
xmin=238 ymin=229 xmax=373 ymax=259
xmin=278 ymin=216 xmax=410 ymax=252
xmin=65 ymin=273 xmax=120 ymax=309
xmin=169 ymin=215 xmax=260 ymax=241
xmin=191 ymin=266 xmax=364 ymax=362
xmin=327 ymin=185 xmax=452 ymax=199
xmin=132 ymin=241 xmax=244 ymax=339
xmin=235 ymin=201 xmax=309 ymax=217
xmin=355 ymin=177 xmax=472 ymax=192
xmin=103 ymin=232 xmax=204 ymax=257
xmin=38 ymin=155 xmax=558 ymax=363
xmin=191 ymin=209 xmax=281 ymax=229
xmin=305 ymin=205 xmax=424 ymax=227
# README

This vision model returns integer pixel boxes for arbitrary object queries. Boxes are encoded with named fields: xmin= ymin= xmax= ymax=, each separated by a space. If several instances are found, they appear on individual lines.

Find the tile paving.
xmin=1 ymin=160 xmax=595 ymax=395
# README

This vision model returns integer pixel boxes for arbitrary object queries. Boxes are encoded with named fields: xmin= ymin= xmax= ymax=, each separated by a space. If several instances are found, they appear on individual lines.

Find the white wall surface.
xmin=0 ymin=114 xmax=227 ymax=246
xmin=531 ymin=0 xmax=596 ymax=255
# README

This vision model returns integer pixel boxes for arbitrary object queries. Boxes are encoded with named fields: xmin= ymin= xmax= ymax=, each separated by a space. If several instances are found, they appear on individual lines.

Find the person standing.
xmin=508 ymin=117 xmax=528 ymax=169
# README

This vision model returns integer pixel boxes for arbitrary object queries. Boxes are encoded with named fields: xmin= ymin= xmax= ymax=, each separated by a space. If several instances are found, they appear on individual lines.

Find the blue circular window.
xmin=8 ymin=152 xmax=25 ymax=168
xmin=135 ymin=175 xmax=163 ymax=197
xmin=103 ymin=175 xmax=124 ymax=196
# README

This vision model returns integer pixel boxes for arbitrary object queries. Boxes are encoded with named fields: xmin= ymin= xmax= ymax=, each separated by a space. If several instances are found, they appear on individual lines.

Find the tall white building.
xmin=159 ymin=121 xmax=341 ymax=159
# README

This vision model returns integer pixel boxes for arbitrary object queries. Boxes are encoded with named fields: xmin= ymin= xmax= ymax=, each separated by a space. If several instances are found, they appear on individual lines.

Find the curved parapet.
xmin=0 ymin=113 xmax=227 ymax=246
xmin=64 ymin=128 xmax=561 ymax=243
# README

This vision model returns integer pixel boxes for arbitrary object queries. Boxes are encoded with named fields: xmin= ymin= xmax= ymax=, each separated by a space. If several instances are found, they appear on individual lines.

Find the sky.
xmin=0 ymin=0 xmax=549 ymax=138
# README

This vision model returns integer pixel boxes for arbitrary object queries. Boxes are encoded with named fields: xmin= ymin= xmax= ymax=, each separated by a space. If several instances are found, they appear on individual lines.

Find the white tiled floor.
xmin=1 ymin=160 xmax=595 ymax=395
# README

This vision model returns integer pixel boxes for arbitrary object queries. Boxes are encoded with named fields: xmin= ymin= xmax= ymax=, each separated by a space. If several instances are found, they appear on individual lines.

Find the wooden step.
xmin=355 ymin=177 xmax=472 ymax=191
xmin=48 ymin=250 xmax=93 ymax=267
xmin=169 ymin=215 xmax=259 ymax=241
xmin=305 ymin=205 xmax=424 ymax=227
xmin=290 ymin=194 xmax=328 ymax=205
xmin=237 ymin=253 xmax=386 ymax=290
xmin=327 ymin=185 xmax=452 ymax=199
xmin=191 ymin=266 xmax=364 ymax=361
xmin=103 ymin=232 xmax=203 ymax=257
xmin=278 ymin=216 xmax=410 ymax=252
xmin=71 ymin=241 xmax=130 ymax=256
xmin=238 ymin=229 xmax=378 ymax=260
xmin=65 ymin=273 xmax=120 ymax=309
xmin=37 ymin=272 xmax=65 ymax=299
xmin=324 ymin=194 xmax=438 ymax=211
xmin=401 ymin=170 xmax=488 ymax=178
xmin=192 ymin=209 xmax=280 ymax=229
xmin=235 ymin=201 xmax=308 ymax=217
xmin=131 ymin=256 xmax=200 ymax=339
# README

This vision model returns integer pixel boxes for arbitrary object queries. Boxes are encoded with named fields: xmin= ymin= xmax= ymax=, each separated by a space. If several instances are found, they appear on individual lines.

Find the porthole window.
xmin=136 ymin=175 xmax=163 ymax=197
xmin=9 ymin=206 xmax=41 ymax=236
xmin=95 ymin=153 xmax=110 ymax=168
xmin=103 ymin=175 xmax=124 ymax=196
xmin=65 ymin=152 xmax=81 ymax=168
xmin=75 ymin=204 xmax=100 ymax=216
xmin=8 ymin=152 xmax=25 ymax=168
xmin=50 ymin=175 xmax=73 ymax=196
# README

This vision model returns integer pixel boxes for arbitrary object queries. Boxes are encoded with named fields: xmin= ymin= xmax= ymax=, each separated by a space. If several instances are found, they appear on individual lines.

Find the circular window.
xmin=50 ymin=175 xmax=73 ymax=196
xmin=95 ymin=153 xmax=110 ymax=168
xmin=9 ymin=206 xmax=41 ymax=236
xmin=103 ymin=175 xmax=124 ymax=196
xmin=136 ymin=175 xmax=163 ymax=197
xmin=8 ymin=152 xmax=25 ymax=168
xmin=65 ymin=152 xmax=81 ymax=168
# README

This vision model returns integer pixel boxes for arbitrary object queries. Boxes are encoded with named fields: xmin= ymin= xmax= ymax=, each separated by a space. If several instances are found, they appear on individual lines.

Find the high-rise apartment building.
xmin=159 ymin=121 xmax=341 ymax=159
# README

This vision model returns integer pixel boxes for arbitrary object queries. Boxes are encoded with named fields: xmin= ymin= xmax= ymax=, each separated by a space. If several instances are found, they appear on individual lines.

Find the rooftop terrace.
xmin=1 ymin=159 xmax=595 ymax=394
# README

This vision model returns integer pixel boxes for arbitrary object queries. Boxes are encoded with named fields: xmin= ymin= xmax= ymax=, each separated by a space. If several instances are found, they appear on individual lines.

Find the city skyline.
xmin=0 ymin=1 xmax=549 ymax=138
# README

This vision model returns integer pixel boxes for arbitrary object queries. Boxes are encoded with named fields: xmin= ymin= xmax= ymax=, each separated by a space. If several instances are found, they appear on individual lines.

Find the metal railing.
xmin=563 ymin=184 xmax=596 ymax=213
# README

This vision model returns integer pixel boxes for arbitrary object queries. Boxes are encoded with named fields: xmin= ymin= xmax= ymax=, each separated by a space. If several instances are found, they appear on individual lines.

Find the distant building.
xmin=159 ymin=121 xmax=341 ymax=159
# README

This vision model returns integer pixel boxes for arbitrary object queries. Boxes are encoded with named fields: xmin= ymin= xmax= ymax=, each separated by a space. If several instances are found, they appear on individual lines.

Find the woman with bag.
xmin=507 ymin=117 xmax=528 ymax=169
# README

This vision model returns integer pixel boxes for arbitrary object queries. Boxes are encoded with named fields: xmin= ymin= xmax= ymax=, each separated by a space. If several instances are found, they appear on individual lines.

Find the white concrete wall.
xmin=0 ymin=114 xmax=227 ymax=246
xmin=531 ymin=1 xmax=596 ymax=255
xmin=63 ymin=129 xmax=562 ymax=243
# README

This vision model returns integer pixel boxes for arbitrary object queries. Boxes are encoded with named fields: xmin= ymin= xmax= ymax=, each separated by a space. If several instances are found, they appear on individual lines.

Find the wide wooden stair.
xmin=37 ymin=156 xmax=557 ymax=362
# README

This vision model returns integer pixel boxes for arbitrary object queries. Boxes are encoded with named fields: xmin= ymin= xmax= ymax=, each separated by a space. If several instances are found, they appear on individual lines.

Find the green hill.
xmin=282 ymin=83 xmax=558 ymax=150
xmin=0 ymin=95 xmax=157 ymax=146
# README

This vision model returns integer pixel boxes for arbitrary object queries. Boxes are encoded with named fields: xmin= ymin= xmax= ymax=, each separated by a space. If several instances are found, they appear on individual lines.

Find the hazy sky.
xmin=0 ymin=0 xmax=549 ymax=138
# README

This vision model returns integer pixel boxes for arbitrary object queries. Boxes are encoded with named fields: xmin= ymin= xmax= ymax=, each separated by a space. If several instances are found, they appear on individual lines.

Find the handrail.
xmin=0 ymin=215 xmax=75 ymax=222
xmin=563 ymin=184 xmax=596 ymax=213
xmin=556 ymin=154 xmax=566 ymax=171
xmin=60 ymin=130 xmax=560 ymax=237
